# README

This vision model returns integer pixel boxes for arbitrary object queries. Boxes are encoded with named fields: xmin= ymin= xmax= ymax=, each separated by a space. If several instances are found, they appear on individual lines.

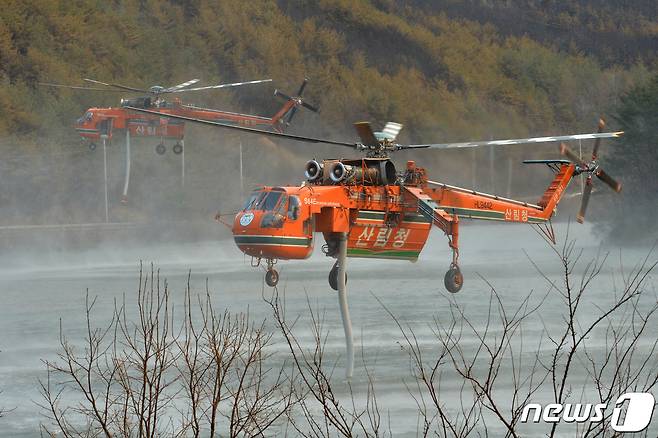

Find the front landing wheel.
xmin=265 ymin=269 xmax=279 ymax=287
xmin=444 ymin=264 xmax=463 ymax=293
xmin=328 ymin=262 xmax=347 ymax=291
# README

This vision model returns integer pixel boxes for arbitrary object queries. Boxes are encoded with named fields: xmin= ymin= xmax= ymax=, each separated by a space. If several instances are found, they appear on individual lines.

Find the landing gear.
xmin=264 ymin=258 xmax=279 ymax=287
xmin=88 ymin=142 xmax=97 ymax=151
xmin=172 ymin=142 xmax=183 ymax=155
xmin=265 ymin=269 xmax=279 ymax=287
xmin=155 ymin=143 xmax=166 ymax=155
xmin=444 ymin=263 xmax=463 ymax=293
xmin=443 ymin=241 xmax=463 ymax=293
xmin=328 ymin=261 xmax=347 ymax=291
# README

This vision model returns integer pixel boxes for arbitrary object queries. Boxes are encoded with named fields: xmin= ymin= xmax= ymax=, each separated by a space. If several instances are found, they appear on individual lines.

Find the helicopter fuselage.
xmin=74 ymin=98 xmax=298 ymax=143
xmin=232 ymin=158 xmax=571 ymax=264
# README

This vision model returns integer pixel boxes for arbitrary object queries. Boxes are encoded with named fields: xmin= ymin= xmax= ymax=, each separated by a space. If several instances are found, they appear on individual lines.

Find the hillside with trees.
xmin=0 ymin=0 xmax=655 ymax=240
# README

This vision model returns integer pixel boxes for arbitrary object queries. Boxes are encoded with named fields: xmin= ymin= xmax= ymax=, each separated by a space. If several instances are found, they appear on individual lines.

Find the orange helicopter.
xmin=41 ymin=77 xmax=316 ymax=201
xmin=127 ymin=106 xmax=622 ymax=378
xmin=127 ymin=109 xmax=622 ymax=292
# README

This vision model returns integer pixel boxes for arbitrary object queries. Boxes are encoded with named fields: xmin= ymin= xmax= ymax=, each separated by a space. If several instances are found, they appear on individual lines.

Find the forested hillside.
xmin=398 ymin=0 xmax=658 ymax=66
xmin=0 ymin=0 xmax=655 ymax=239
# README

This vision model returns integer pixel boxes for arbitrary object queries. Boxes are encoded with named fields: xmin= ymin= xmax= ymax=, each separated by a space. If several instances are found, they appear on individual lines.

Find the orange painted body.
xmin=75 ymin=98 xmax=297 ymax=141
xmin=231 ymin=159 xmax=577 ymax=262
xmin=345 ymin=210 xmax=432 ymax=260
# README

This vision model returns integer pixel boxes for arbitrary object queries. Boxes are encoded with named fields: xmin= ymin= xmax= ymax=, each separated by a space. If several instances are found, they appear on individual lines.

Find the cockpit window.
xmin=242 ymin=192 xmax=259 ymax=210
xmin=243 ymin=191 xmax=288 ymax=212
xmin=262 ymin=192 xmax=283 ymax=211
xmin=84 ymin=111 xmax=93 ymax=121
xmin=287 ymin=195 xmax=300 ymax=220
xmin=243 ymin=191 xmax=266 ymax=210
xmin=259 ymin=192 xmax=289 ymax=228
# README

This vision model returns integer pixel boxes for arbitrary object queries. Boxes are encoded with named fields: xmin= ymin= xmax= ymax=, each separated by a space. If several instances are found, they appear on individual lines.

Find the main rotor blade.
xmin=591 ymin=118 xmax=605 ymax=160
xmin=83 ymin=78 xmax=149 ymax=93
xmin=170 ymin=79 xmax=273 ymax=93
xmin=124 ymin=107 xmax=357 ymax=149
xmin=353 ymin=122 xmax=379 ymax=146
xmin=163 ymin=78 xmax=200 ymax=93
xmin=595 ymin=168 xmax=622 ymax=193
xmin=577 ymin=179 xmax=593 ymax=224
xmin=39 ymin=82 xmax=128 ymax=92
xmin=382 ymin=122 xmax=403 ymax=141
xmin=400 ymin=131 xmax=624 ymax=150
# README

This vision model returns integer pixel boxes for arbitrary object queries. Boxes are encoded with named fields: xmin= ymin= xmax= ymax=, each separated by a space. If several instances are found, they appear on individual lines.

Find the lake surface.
xmin=0 ymin=223 xmax=656 ymax=436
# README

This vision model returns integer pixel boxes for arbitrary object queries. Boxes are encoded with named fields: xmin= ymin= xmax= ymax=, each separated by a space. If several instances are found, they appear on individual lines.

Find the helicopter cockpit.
xmin=241 ymin=189 xmax=301 ymax=228
xmin=233 ymin=188 xmax=311 ymax=264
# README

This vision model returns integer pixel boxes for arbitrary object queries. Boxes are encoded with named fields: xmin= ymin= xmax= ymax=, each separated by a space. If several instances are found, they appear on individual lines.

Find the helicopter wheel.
xmin=172 ymin=142 xmax=183 ymax=155
xmin=88 ymin=142 xmax=97 ymax=151
xmin=155 ymin=143 xmax=166 ymax=155
xmin=328 ymin=261 xmax=347 ymax=291
xmin=444 ymin=264 xmax=463 ymax=293
xmin=265 ymin=269 xmax=279 ymax=287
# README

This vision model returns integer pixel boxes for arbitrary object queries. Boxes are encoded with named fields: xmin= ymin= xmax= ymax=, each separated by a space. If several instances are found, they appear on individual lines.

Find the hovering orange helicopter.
xmin=127 ymin=106 xmax=622 ymax=378
xmin=126 ymin=108 xmax=622 ymax=293
xmin=41 ymin=77 xmax=316 ymax=201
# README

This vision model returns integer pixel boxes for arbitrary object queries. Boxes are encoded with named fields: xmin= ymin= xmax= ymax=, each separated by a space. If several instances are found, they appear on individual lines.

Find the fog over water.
xmin=0 ymin=222 xmax=656 ymax=436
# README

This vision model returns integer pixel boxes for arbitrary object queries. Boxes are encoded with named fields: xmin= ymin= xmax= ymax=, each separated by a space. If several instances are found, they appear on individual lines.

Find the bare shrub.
xmin=382 ymin=236 xmax=658 ymax=437
xmin=39 ymin=265 xmax=294 ymax=437
xmin=37 ymin=239 xmax=658 ymax=437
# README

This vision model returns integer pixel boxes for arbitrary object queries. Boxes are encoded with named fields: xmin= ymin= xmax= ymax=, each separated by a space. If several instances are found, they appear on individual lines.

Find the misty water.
xmin=0 ymin=222 xmax=656 ymax=436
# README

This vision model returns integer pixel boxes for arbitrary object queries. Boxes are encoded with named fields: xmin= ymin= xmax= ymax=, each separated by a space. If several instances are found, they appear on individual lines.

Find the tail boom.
xmin=536 ymin=163 xmax=576 ymax=218
xmin=421 ymin=163 xmax=576 ymax=224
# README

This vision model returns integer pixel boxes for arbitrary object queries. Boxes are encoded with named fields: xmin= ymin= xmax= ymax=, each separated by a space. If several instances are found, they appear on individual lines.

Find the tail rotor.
xmin=274 ymin=78 xmax=319 ymax=128
xmin=559 ymin=118 xmax=622 ymax=223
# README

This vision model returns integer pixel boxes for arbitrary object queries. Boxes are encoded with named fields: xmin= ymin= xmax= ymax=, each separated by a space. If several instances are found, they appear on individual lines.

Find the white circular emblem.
xmin=239 ymin=212 xmax=254 ymax=227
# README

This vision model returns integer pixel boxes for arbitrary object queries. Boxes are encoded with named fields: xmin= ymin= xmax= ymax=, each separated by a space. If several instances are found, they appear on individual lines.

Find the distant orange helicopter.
xmin=127 ymin=106 xmax=622 ymax=377
xmin=41 ymin=77 xmax=316 ymax=202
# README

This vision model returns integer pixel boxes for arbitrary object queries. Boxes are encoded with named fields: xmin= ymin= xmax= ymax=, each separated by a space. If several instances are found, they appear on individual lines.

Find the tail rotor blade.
xmin=577 ymin=179 xmax=593 ymax=224
xmin=274 ymin=89 xmax=293 ymax=101
xmin=296 ymin=78 xmax=308 ymax=96
xmin=300 ymin=101 xmax=319 ymax=113
xmin=595 ymin=168 xmax=622 ymax=193
xmin=276 ymin=79 xmax=318 ymax=126
xmin=285 ymin=106 xmax=298 ymax=125
xmin=559 ymin=143 xmax=587 ymax=166
xmin=591 ymin=118 xmax=605 ymax=160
